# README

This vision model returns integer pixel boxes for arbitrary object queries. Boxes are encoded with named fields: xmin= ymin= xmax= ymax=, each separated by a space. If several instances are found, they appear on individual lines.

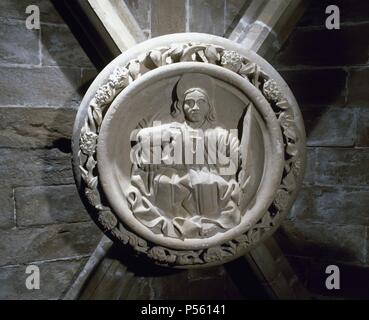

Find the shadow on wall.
xmin=51 ymin=0 xmax=120 ymax=70
xmin=224 ymin=0 xmax=250 ymax=38
xmin=11 ymin=0 xmax=99 ymax=250
xmin=76 ymin=241 xmax=269 ymax=300
xmin=12 ymin=0 xmax=363 ymax=300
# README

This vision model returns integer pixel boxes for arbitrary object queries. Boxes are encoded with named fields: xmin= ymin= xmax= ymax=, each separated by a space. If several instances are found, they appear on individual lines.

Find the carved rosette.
xmin=76 ymin=39 xmax=305 ymax=267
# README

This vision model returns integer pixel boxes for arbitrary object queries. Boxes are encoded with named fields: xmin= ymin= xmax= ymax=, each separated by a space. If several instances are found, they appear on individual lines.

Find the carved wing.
xmin=238 ymin=102 xmax=258 ymax=208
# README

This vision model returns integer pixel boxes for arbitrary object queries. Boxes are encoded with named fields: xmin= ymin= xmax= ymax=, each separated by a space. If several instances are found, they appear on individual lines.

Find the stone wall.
xmin=126 ymin=0 xmax=369 ymax=299
xmin=0 ymin=0 xmax=101 ymax=299
xmin=273 ymin=0 xmax=369 ymax=299
xmin=1 ymin=0 xmax=368 ymax=300
xmin=0 ymin=0 xmax=249 ymax=300
xmin=125 ymin=0 xmax=245 ymax=38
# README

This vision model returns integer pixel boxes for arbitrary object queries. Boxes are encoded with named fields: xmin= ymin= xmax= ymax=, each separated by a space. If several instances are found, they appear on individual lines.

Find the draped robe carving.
xmin=125 ymin=73 xmax=254 ymax=239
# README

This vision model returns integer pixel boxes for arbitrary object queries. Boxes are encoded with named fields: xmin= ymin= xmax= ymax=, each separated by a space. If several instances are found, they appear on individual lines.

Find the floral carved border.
xmin=78 ymin=42 xmax=304 ymax=267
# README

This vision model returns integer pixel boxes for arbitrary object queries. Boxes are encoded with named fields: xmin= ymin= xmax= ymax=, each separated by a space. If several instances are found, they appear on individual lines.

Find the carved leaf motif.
xmin=79 ymin=165 xmax=88 ymax=182
xmin=221 ymin=50 xmax=243 ymax=72
xmin=128 ymin=234 xmax=138 ymax=247
xmin=177 ymin=253 xmax=203 ymax=265
xmin=109 ymin=67 xmax=129 ymax=88
xmin=207 ymin=246 xmax=235 ymax=263
xmin=128 ymin=60 xmax=141 ymax=79
xmin=276 ymin=99 xmax=290 ymax=110
xmin=225 ymin=241 xmax=237 ymax=254
xmin=148 ymin=247 xmax=176 ymax=263
xmin=114 ymin=224 xmax=139 ymax=248
xmin=263 ymin=79 xmax=282 ymax=102
xmin=282 ymin=171 xmax=296 ymax=192
xmin=195 ymin=50 xmax=207 ymax=62
xmin=284 ymin=126 xmax=297 ymax=141
xmin=111 ymin=228 xmax=128 ymax=244
xmin=203 ymin=247 xmax=223 ymax=263
xmin=279 ymin=109 xmax=294 ymax=123
xmin=80 ymin=131 xmax=97 ymax=155
xmin=135 ymin=237 xmax=147 ymax=251
xmin=255 ymin=212 xmax=274 ymax=229
xmin=286 ymin=142 xmax=298 ymax=157
xmin=85 ymin=187 xmax=100 ymax=207
xmin=77 ymin=41 xmax=303 ymax=266
xmin=168 ymin=45 xmax=184 ymax=62
xmin=292 ymin=156 xmax=302 ymax=177
xmin=86 ymin=155 xmax=97 ymax=171
xmin=95 ymin=84 xmax=114 ymax=105
xmin=92 ymin=106 xmax=103 ymax=127
xmin=239 ymin=62 xmax=256 ymax=76
xmin=148 ymin=50 xmax=162 ymax=68
xmin=98 ymin=210 xmax=117 ymax=230
xmin=181 ymin=45 xmax=206 ymax=61
xmin=87 ymin=176 xmax=98 ymax=189
xmin=279 ymin=111 xmax=298 ymax=143
xmin=235 ymin=234 xmax=249 ymax=244
xmin=274 ymin=189 xmax=290 ymax=211
xmin=247 ymin=228 xmax=261 ymax=243
xmin=204 ymin=45 xmax=220 ymax=64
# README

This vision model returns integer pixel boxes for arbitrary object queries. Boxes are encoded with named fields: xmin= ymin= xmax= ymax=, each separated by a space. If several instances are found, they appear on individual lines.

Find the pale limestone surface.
xmin=72 ymin=33 xmax=306 ymax=267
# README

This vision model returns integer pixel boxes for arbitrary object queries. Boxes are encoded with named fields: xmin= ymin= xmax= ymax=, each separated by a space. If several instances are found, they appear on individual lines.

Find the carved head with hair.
xmin=171 ymin=73 xmax=217 ymax=128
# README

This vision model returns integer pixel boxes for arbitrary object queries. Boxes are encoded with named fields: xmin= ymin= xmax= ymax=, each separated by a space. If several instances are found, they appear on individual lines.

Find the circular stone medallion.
xmin=73 ymin=33 xmax=306 ymax=268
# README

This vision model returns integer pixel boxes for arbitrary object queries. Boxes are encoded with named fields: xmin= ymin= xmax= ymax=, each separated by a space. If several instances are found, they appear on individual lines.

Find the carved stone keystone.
xmin=72 ymin=33 xmax=306 ymax=268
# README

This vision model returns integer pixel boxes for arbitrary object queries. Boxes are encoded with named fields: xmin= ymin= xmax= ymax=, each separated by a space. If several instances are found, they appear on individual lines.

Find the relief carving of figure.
xmin=126 ymin=73 xmax=254 ymax=239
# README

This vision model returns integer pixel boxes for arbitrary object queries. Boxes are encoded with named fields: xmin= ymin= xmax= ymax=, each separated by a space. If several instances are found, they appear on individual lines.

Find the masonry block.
xmin=307 ymin=260 xmax=369 ymax=299
xmin=151 ymin=0 xmax=186 ymax=37
xmin=0 ymin=148 xmax=74 ymax=187
xmin=276 ymin=23 xmax=369 ymax=67
xmin=280 ymin=69 xmax=347 ymax=107
xmin=0 ymin=106 xmax=75 ymax=148
xmin=0 ymin=222 xmax=100 ymax=266
xmin=0 ymin=18 xmax=39 ymax=65
xmin=357 ymin=107 xmax=369 ymax=147
xmin=275 ymin=220 xmax=367 ymax=264
xmin=0 ymin=187 xmax=14 ymax=230
xmin=290 ymin=185 xmax=369 ymax=226
xmin=224 ymin=0 xmax=246 ymax=34
xmin=302 ymin=106 xmax=356 ymax=147
xmin=0 ymin=0 xmax=64 ymax=24
xmin=0 ymin=66 xmax=82 ymax=108
xmin=15 ymin=185 xmax=88 ymax=227
xmin=347 ymin=67 xmax=369 ymax=107
xmin=189 ymin=0 xmax=225 ymax=36
xmin=299 ymin=0 xmax=369 ymax=27
xmin=41 ymin=23 xmax=93 ymax=68
xmin=0 ymin=258 xmax=87 ymax=300
xmin=124 ymin=0 xmax=151 ymax=31
xmin=316 ymin=147 xmax=369 ymax=186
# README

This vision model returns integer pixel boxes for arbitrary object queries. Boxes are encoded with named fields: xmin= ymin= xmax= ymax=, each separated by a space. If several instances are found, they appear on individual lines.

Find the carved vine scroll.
xmin=78 ymin=42 xmax=303 ymax=267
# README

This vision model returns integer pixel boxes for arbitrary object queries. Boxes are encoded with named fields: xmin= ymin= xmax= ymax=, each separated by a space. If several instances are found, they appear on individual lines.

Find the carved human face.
xmin=183 ymin=90 xmax=209 ymax=124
